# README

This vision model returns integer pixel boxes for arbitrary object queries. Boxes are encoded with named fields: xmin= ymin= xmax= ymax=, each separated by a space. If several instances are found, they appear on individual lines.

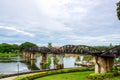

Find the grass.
xmin=35 ymin=71 xmax=120 ymax=80
xmin=35 ymin=71 xmax=93 ymax=80
xmin=0 ymin=52 xmax=21 ymax=57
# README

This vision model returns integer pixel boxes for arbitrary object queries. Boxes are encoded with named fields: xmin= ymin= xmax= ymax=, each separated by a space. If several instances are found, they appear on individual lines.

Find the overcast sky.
xmin=0 ymin=0 xmax=120 ymax=46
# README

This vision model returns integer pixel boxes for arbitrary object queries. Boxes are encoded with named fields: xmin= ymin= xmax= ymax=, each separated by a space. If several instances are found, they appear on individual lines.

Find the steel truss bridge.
xmin=24 ymin=45 xmax=120 ymax=58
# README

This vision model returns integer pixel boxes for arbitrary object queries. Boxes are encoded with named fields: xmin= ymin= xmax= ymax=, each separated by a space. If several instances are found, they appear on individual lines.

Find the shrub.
xmin=53 ymin=56 xmax=59 ymax=65
xmin=87 ymin=71 xmax=119 ymax=80
xmin=43 ymin=58 xmax=51 ymax=69
xmin=14 ymin=68 xmax=94 ymax=80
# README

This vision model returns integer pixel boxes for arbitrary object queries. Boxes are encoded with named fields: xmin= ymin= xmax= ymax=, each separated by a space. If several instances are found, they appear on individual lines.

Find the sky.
xmin=0 ymin=0 xmax=120 ymax=46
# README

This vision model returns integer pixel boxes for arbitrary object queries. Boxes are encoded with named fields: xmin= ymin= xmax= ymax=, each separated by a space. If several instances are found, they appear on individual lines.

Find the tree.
xmin=109 ymin=43 xmax=113 ymax=48
xmin=94 ymin=46 xmax=109 ymax=52
xmin=48 ymin=43 xmax=52 ymax=49
xmin=0 ymin=43 xmax=14 ymax=53
xmin=12 ymin=44 xmax=20 ymax=52
xmin=19 ymin=42 xmax=37 ymax=51
xmin=83 ymin=55 xmax=93 ymax=62
xmin=117 ymin=1 xmax=120 ymax=20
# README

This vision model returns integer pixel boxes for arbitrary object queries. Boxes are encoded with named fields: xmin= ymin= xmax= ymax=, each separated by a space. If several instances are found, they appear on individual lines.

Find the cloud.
xmin=67 ymin=34 xmax=120 ymax=46
xmin=0 ymin=25 xmax=34 ymax=37
xmin=0 ymin=0 xmax=120 ymax=46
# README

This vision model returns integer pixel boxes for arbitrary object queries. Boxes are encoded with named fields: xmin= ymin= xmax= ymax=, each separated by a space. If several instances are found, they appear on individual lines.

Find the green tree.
xmin=94 ymin=46 xmax=109 ymax=52
xmin=0 ymin=43 xmax=13 ymax=53
xmin=48 ymin=42 xmax=52 ymax=49
xmin=83 ymin=55 xmax=93 ymax=62
xmin=117 ymin=1 xmax=120 ymax=20
xmin=75 ymin=56 xmax=80 ymax=62
xmin=53 ymin=56 xmax=59 ymax=65
xmin=12 ymin=44 xmax=20 ymax=52
xmin=109 ymin=43 xmax=113 ymax=48
xmin=19 ymin=42 xmax=37 ymax=51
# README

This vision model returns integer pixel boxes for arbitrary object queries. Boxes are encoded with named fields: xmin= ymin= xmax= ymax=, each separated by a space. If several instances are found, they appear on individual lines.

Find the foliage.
xmin=0 ymin=52 xmax=20 ymax=57
xmin=113 ymin=66 xmax=120 ymax=71
xmin=12 ymin=44 xmax=20 ymax=52
xmin=118 ymin=57 xmax=120 ymax=62
xmin=13 ymin=68 xmax=94 ymax=80
xmin=87 ymin=71 xmax=119 ymax=80
xmin=43 ymin=58 xmax=51 ymax=69
xmin=0 ymin=43 xmax=18 ymax=53
xmin=117 ymin=1 xmax=120 ymax=20
xmin=0 ymin=42 xmax=37 ymax=53
xmin=53 ymin=56 xmax=59 ymax=65
xmin=0 ymin=74 xmax=4 ymax=76
xmin=110 ymin=75 xmax=120 ymax=80
xmin=83 ymin=55 xmax=93 ymax=62
xmin=109 ymin=43 xmax=113 ymax=48
xmin=19 ymin=42 xmax=37 ymax=51
xmin=48 ymin=43 xmax=52 ymax=49
xmin=93 ymin=46 xmax=110 ymax=52
xmin=75 ymin=56 xmax=80 ymax=61
xmin=0 ymin=43 xmax=13 ymax=53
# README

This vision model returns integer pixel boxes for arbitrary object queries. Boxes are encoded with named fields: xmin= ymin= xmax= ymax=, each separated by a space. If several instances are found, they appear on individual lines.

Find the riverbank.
xmin=0 ymin=52 xmax=21 ymax=57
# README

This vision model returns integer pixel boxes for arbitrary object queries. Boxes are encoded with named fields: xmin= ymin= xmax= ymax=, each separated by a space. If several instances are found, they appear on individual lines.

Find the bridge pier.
xmin=30 ymin=59 xmax=36 ymax=66
xmin=22 ymin=52 xmax=26 ymax=58
xmin=23 ymin=52 xmax=36 ymax=60
xmin=94 ymin=56 xmax=114 ymax=73
xmin=53 ymin=53 xmax=64 ymax=69
xmin=40 ymin=53 xmax=47 ymax=65
xmin=30 ymin=53 xmax=36 ymax=60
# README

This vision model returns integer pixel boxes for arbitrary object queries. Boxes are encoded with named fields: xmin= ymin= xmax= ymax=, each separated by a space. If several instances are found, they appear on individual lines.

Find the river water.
xmin=0 ymin=56 xmax=81 ymax=74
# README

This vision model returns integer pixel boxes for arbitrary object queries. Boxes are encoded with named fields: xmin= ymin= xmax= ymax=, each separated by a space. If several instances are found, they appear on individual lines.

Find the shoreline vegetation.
xmin=0 ymin=74 xmax=4 ymax=76
xmin=0 ymin=52 xmax=21 ymax=57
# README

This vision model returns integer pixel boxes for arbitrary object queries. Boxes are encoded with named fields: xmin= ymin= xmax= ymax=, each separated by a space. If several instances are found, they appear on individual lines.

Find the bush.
xmin=14 ymin=68 xmax=94 ymax=80
xmin=87 ymin=71 xmax=119 ymax=80
xmin=113 ymin=66 xmax=120 ymax=71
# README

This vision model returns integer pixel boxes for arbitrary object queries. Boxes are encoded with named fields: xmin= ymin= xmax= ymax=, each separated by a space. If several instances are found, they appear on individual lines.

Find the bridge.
xmin=22 ymin=45 xmax=120 ymax=74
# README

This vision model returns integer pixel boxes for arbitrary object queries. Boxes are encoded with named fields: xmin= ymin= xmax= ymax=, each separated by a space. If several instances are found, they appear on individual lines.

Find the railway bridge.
xmin=22 ymin=45 xmax=120 ymax=74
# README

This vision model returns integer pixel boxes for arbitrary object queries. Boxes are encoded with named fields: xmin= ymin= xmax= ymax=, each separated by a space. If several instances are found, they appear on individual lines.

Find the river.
xmin=0 ymin=55 xmax=81 ymax=74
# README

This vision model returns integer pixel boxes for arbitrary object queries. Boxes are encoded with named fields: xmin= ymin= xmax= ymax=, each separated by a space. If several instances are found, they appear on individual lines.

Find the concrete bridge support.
xmin=30 ymin=59 xmax=36 ymax=66
xmin=25 ymin=52 xmax=31 ymax=58
xmin=23 ymin=52 xmax=36 ymax=60
xmin=94 ymin=56 xmax=114 ymax=73
xmin=30 ymin=53 xmax=36 ymax=60
xmin=54 ymin=54 xmax=64 ymax=69
xmin=22 ymin=52 xmax=26 ymax=58
xmin=40 ymin=53 xmax=47 ymax=65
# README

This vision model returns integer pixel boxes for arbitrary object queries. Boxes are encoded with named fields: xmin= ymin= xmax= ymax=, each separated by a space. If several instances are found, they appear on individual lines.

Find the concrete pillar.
xmin=30 ymin=60 xmax=36 ymax=66
xmin=22 ymin=52 xmax=26 ymax=58
xmin=107 ymin=58 xmax=114 ymax=72
xmin=94 ymin=56 xmax=114 ymax=74
xmin=24 ymin=52 xmax=31 ymax=63
xmin=25 ymin=57 xmax=30 ymax=63
xmin=40 ymin=53 xmax=47 ymax=65
xmin=26 ymin=52 xmax=30 ymax=58
xmin=54 ymin=53 xmax=64 ymax=69
xmin=31 ymin=53 xmax=36 ymax=60
xmin=99 ymin=57 xmax=107 ymax=73
xmin=94 ymin=56 xmax=100 ymax=73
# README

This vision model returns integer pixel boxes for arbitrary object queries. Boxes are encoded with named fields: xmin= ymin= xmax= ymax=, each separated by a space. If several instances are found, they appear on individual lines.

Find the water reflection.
xmin=0 ymin=56 xmax=81 ymax=74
